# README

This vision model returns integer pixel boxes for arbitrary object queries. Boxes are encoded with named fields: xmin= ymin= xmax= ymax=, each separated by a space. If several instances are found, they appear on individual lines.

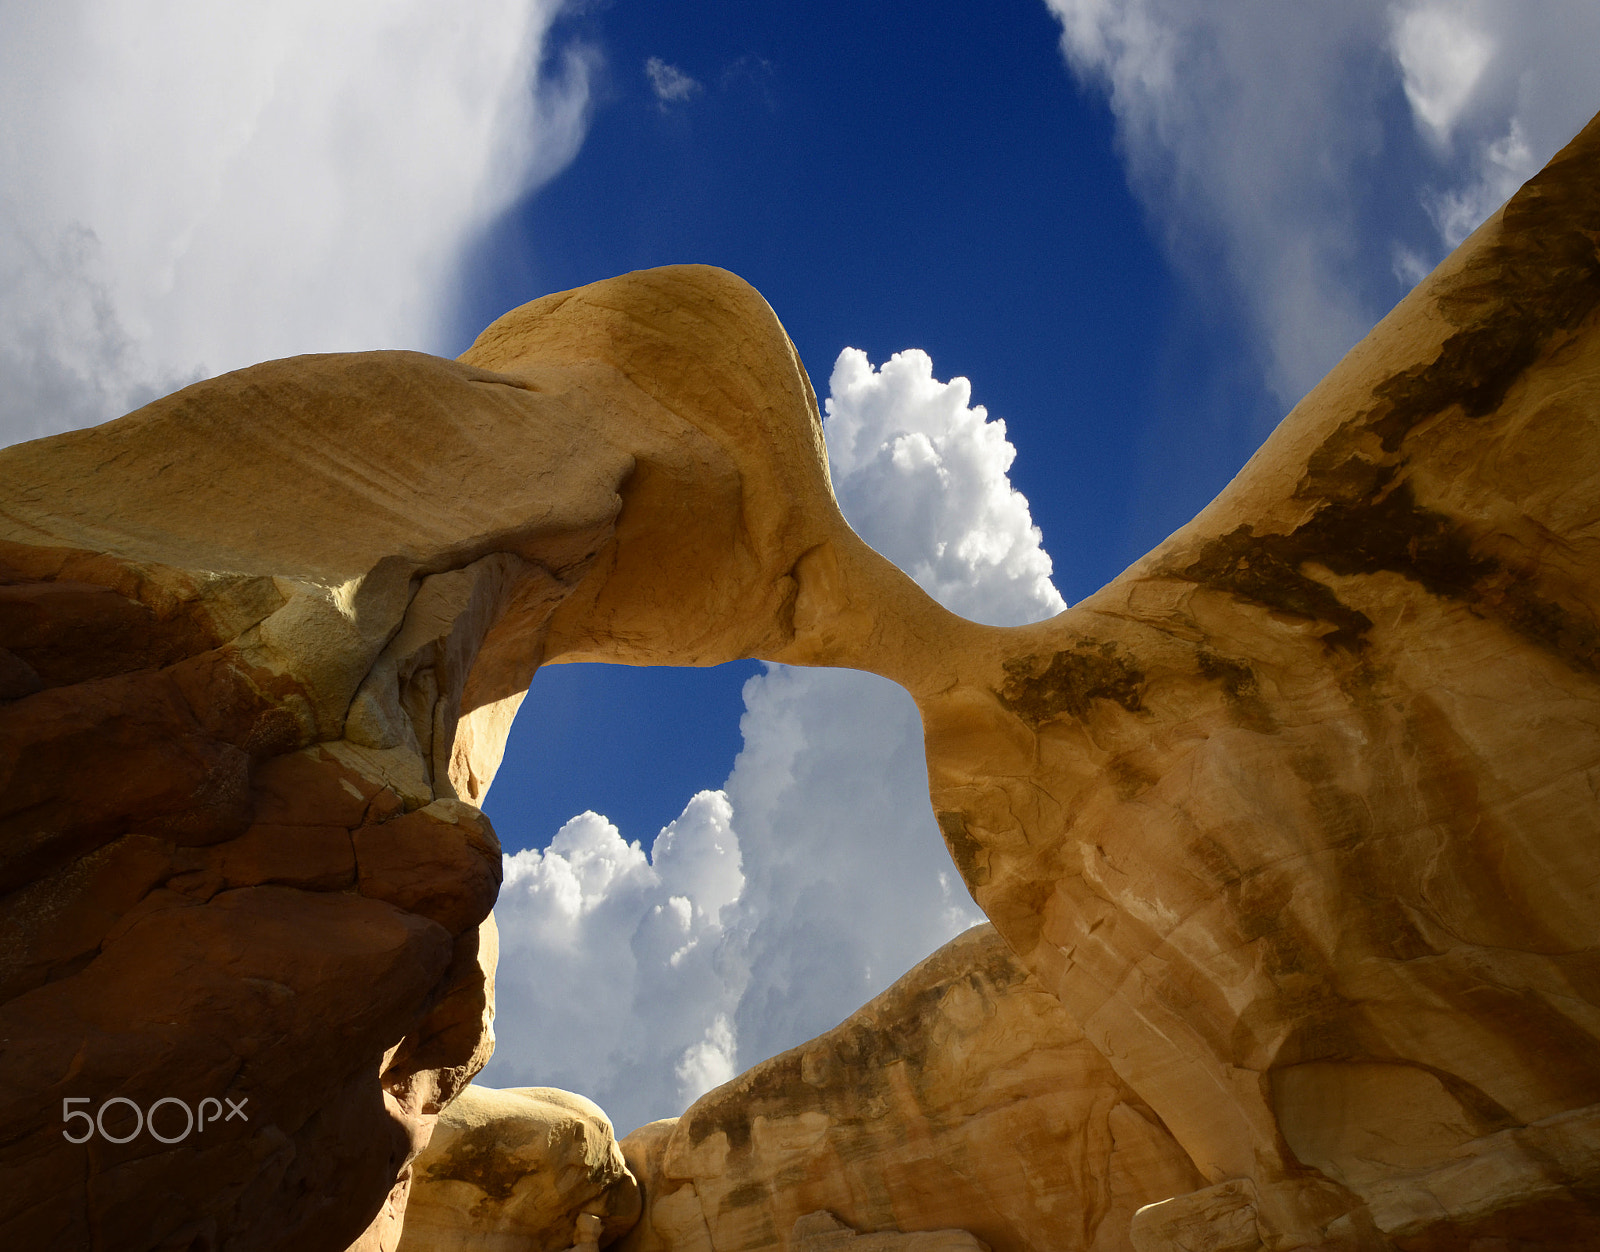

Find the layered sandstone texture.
xmin=615 ymin=925 xmax=1201 ymax=1252
xmin=396 ymin=1084 xmax=640 ymax=1252
xmin=0 ymin=102 xmax=1597 ymax=1252
xmin=864 ymin=120 xmax=1600 ymax=1247
xmin=0 ymin=267 xmax=847 ymax=1251
xmin=787 ymin=1212 xmax=988 ymax=1252
xmin=608 ymin=117 xmax=1600 ymax=1249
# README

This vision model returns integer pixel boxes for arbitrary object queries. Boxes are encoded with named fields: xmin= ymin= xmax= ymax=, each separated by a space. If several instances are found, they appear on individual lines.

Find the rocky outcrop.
xmin=0 ymin=268 xmax=846 ymax=1250
xmin=616 ymin=925 xmax=1201 ymax=1252
xmin=788 ymin=1212 xmax=987 ymax=1252
xmin=766 ymin=117 xmax=1600 ymax=1247
xmin=3 ymin=103 xmax=1599 ymax=1252
xmin=397 ymin=1085 xmax=640 ymax=1252
xmin=608 ymin=115 xmax=1600 ymax=1249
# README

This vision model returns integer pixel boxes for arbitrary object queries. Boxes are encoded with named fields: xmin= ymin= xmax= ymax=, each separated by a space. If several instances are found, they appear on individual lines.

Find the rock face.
xmin=397 ymin=1085 xmax=640 ymax=1252
xmin=891 ymin=120 xmax=1600 ymax=1249
xmin=2 ymin=103 xmax=1599 ymax=1252
xmin=769 ymin=119 xmax=1600 ymax=1247
xmin=616 ymin=925 xmax=1201 ymax=1252
xmin=0 ymin=270 xmax=844 ymax=1250
xmin=606 ymin=116 xmax=1600 ymax=1249
xmin=788 ymin=1212 xmax=988 ymax=1252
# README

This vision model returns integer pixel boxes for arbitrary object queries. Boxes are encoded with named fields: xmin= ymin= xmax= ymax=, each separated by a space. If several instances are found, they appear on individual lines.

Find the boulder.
xmin=397 ymin=1085 xmax=640 ymax=1252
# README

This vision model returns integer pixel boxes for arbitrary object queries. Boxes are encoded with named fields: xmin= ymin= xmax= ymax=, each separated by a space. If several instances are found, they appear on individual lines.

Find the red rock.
xmin=353 ymin=801 xmax=501 ymax=938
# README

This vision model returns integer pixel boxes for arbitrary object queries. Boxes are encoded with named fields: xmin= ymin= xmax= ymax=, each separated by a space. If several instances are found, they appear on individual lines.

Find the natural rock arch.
xmin=2 ymin=112 xmax=1599 ymax=1252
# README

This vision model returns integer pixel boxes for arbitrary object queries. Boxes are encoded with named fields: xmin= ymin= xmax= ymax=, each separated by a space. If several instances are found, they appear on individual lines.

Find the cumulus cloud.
xmin=646 ymin=57 xmax=703 ymax=105
xmin=487 ymin=348 xmax=1054 ymax=1131
xmin=487 ymin=791 xmax=746 ymax=1132
xmin=716 ymin=350 xmax=1058 ymax=1066
xmin=716 ymin=665 xmax=989 ymax=1071
xmin=1041 ymin=0 xmax=1600 ymax=405
xmin=825 ymin=348 xmax=1065 ymax=627
xmin=0 ymin=0 xmax=595 ymax=446
xmin=675 ymin=1014 xmax=738 ymax=1101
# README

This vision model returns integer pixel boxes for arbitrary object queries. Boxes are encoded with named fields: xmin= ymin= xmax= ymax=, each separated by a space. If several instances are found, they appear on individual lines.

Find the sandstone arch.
xmin=2 ymin=112 xmax=1599 ymax=1252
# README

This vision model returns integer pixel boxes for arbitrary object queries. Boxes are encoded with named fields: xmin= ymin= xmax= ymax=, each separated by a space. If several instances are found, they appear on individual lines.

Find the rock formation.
xmin=747 ymin=114 xmax=1600 ymax=1250
xmin=397 ymin=1084 xmax=639 ymax=1252
xmin=1 ymin=100 xmax=1598 ymax=1252
xmin=615 ymin=924 xmax=1201 ymax=1252
xmin=0 ymin=267 xmax=845 ymax=1250
xmin=881 ymin=121 xmax=1600 ymax=1249
xmin=786 ymin=1212 xmax=988 ymax=1252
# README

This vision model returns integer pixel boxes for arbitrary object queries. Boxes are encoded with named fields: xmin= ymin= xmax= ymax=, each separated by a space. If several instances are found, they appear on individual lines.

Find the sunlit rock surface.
xmin=876 ymin=117 xmax=1600 ymax=1251
xmin=615 ymin=925 xmax=1199 ymax=1252
xmin=0 ymin=266 xmax=842 ymax=1250
xmin=2 ymin=108 xmax=1599 ymax=1252
xmin=396 ymin=1084 xmax=640 ymax=1252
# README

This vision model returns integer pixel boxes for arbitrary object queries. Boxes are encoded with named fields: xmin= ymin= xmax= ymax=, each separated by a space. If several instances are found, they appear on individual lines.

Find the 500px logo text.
xmin=62 ymin=1096 xmax=249 ymax=1144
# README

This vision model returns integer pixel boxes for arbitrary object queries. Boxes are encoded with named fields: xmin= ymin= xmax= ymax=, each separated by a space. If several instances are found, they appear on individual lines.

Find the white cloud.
xmin=675 ymin=1014 xmax=737 ymax=1106
xmin=1040 ymin=0 xmax=1600 ymax=407
xmin=0 ymin=0 xmax=595 ymax=446
xmin=1390 ymin=242 xmax=1432 ymax=291
xmin=824 ymin=348 xmax=1065 ymax=627
xmin=488 ymin=347 xmax=1053 ymax=1130
xmin=646 ymin=57 xmax=702 ymax=105
xmin=1425 ymin=118 xmax=1537 ymax=250
xmin=486 ymin=791 xmax=746 ymax=1134
xmin=717 ymin=664 xmax=989 ymax=1070
xmin=1391 ymin=4 xmax=1495 ymax=146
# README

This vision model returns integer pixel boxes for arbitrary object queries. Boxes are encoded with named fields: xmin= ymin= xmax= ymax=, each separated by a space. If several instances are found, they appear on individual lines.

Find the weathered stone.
xmin=750 ymin=115 xmax=1600 ymax=1249
xmin=352 ymin=800 xmax=501 ymax=937
xmin=396 ymin=1084 xmax=640 ymax=1252
xmin=1128 ymin=1181 xmax=1261 ymax=1252
xmin=3 ymin=105 xmax=1599 ymax=1252
xmin=617 ymin=926 xmax=1202 ymax=1252
xmin=0 ymin=262 xmax=841 ymax=1249
xmin=0 ymin=885 xmax=452 ymax=1249
xmin=790 ymin=1211 xmax=988 ymax=1252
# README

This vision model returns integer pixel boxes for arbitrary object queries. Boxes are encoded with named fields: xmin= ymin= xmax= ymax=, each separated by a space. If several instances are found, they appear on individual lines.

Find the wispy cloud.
xmin=646 ymin=56 xmax=703 ymax=105
xmin=0 ymin=0 xmax=596 ymax=446
xmin=1041 ymin=0 xmax=1600 ymax=408
xmin=1391 ymin=3 xmax=1495 ymax=147
xmin=1424 ymin=119 xmax=1536 ymax=249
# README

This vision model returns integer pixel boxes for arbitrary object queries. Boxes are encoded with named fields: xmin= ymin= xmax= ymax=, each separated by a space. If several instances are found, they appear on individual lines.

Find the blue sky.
xmin=4 ymin=0 xmax=1598 ymax=1134
xmin=453 ymin=0 xmax=1256 ymax=595
xmin=463 ymin=0 xmax=1277 ymax=850
xmin=469 ymin=0 xmax=1203 ymax=846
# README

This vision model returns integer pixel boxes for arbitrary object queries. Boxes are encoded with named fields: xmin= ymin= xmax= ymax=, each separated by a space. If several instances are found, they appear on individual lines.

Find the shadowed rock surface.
xmin=0 ymin=266 xmax=847 ymax=1250
xmin=787 ymin=1212 xmax=989 ymax=1252
xmin=2 ymin=107 xmax=1599 ymax=1252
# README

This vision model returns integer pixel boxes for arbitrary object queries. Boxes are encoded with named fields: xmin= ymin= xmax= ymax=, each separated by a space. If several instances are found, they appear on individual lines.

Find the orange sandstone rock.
xmin=616 ymin=925 xmax=1201 ymax=1252
xmin=0 ymin=265 xmax=840 ymax=1250
xmin=3 ymin=108 xmax=1599 ymax=1252
xmin=397 ymin=1085 xmax=640 ymax=1252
